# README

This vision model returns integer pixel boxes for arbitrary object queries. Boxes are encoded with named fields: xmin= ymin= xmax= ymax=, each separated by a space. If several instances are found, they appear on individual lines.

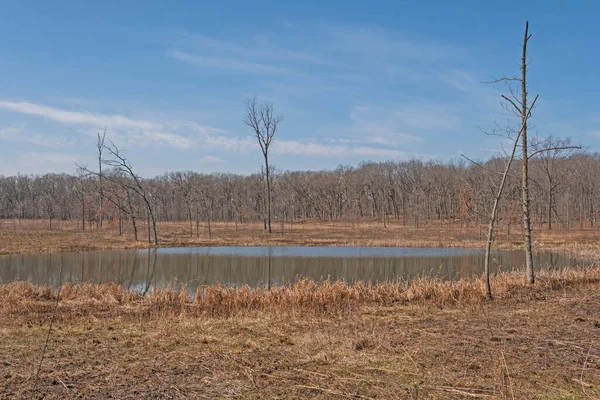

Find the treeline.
xmin=0 ymin=151 xmax=596 ymax=236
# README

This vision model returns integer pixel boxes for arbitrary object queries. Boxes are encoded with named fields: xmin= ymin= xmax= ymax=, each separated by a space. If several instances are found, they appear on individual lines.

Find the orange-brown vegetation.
xmin=2 ymin=218 xmax=600 ymax=255
xmin=1 ymin=267 xmax=600 ymax=398
xmin=1 ymin=219 xmax=600 ymax=398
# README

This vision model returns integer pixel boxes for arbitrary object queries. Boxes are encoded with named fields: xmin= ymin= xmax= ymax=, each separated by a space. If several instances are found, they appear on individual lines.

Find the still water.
xmin=0 ymin=247 xmax=584 ymax=292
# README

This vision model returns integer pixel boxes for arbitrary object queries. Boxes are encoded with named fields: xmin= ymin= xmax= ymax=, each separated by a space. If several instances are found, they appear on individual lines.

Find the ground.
xmin=2 ymin=218 xmax=600 ymax=255
xmin=1 ymin=277 xmax=600 ymax=399
xmin=1 ymin=219 xmax=600 ymax=399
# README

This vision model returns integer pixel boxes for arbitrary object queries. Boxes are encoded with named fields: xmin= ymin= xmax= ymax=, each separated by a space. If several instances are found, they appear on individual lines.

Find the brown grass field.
xmin=1 ymin=219 xmax=600 ymax=398
xmin=2 ymin=218 xmax=600 ymax=255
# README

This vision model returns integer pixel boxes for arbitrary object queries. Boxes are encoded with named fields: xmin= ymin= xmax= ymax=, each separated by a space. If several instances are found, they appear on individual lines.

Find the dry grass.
xmin=1 ymin=267 xmax=600 ymax=398
xmin=3 ymin=218 xmax=600 ymax=255
xmin=2 ymin=219 xmax=600 ymax=398
xmin=2 ymin=266 xmax=600 ymax=318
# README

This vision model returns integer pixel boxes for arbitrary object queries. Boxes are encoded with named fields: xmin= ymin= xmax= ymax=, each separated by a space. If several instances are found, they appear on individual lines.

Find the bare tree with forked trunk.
xmin=490 ymin=22 xmax=580 ymax=285
xmin=244 ymin=96 xmax=282 ymax=234
xmin=491 ymin=21 xmax=539 ymax=284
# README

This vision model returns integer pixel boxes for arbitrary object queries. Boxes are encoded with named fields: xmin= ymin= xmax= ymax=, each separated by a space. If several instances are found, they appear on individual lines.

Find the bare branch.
xmin=529 ymin=145 xmax=582 ymax=159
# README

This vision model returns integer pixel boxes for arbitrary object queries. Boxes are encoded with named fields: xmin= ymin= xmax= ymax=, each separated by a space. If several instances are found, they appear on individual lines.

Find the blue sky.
xmin=0 ymin=1 xmax=599 ymax=176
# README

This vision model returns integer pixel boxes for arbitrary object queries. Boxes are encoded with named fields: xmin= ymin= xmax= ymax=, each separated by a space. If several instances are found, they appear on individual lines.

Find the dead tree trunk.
xmin=483 ymin=129 xmax=523 ymax=299
xmin=498 ymin=22 xmax=538 ymax=284
xmin=520 ymin=22 xmax=535 ymax=284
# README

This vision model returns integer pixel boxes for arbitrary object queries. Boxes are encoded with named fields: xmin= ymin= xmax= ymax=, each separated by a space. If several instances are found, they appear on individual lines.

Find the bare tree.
xmin=75 ymin=167 xmax=89 ymax=231
xmin=518 ymin=22 xmax=535 ymax=285
xmin=464 ymin=126 xmax=526 ymax=299
xmin=102 ymin=141 xmax=158 ymax=245
xmin=531 ymin=137 xmax=580 ymax=230
xmin=492 ymin=22 xmax=538 ymax=284
xmin=244 ymin=96 xmax=282 ymax=234
xmin=96 ymin=128 xmax=106 ymax=228
xmin=492 ymin=22 xmax=581 ymax=284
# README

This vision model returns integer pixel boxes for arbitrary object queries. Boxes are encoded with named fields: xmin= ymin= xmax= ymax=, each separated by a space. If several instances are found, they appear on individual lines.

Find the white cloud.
xmin=171 ymin=32 xmax=352 ymax=70
xmin=202 ymin=135 xmax=255 ymax=152
xmin=168 ymin=50 xmax=298 ymax=75
xmin=11 ymin=151 xmax=90 ymax=174
xmin=273 ymin=140 xmax=409 ymax=158
xmin=27 ymin=134 xmax=75 ymax=149
xmin=0 ymin=124 xmax=76 ymax=150
xmin=21 ymin=151 xmax=79 ymax=165
xmin=0 ymin=101 xmax=159 ymax=131
xmin=199 ymin=155 xmax=224 ymax=163
xmin=390 ymin=105 xmax=460 ymax=131
xmin=325 ymin=25 xmax=465 ymax=63
xmin=0 ymin=125 xmax=25 ymax=140
xmin=0 ymin=100 xmax=233 ymax=152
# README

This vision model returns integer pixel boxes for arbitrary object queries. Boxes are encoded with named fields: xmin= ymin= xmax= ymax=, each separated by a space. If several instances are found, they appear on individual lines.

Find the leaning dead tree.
xmin=102 ymin=141 xmax=158 ymax=245
xmin=463 ymin=118 xmax=533 ymax=299
xmin=244 ymin=96 xmax=282 ymax=234
xmin=483 ymin=132 xmax=521 ymax=299
xmin=79 ymin=138 xmax=158 ymax=244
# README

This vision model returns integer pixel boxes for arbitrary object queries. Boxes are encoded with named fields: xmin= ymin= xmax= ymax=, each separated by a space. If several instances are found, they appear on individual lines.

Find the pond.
xmin=0 ymin=246 xmax=585 ymax=293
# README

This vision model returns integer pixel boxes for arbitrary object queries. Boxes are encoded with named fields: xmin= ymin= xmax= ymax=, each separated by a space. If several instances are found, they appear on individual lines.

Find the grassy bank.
xmin=2 ymin=267 xmax=600 ymax=398
xmin=3 ymin=218 xmax=600 ymax=255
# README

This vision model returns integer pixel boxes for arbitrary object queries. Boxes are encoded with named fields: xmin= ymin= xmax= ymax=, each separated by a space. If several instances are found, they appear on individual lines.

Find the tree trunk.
xmin=195 ymin=202 xmax=200 ymax=237
xmin=187 ymin=202 xmax=193 ymax=237
xmin=547 ymin=186 xmax=553 ymax=230
xmin=81 ymin=197 xmax=85 ymax=231
xmin=265 ymin=154 xmax=272 ymax=234
xmin=484 ymin=127 xmax=522 ymax=300
xmin=147 ymin=213 xmax=151 ymax=244
xmin=520 ymin=21 xmax=535 ymax=284
xmin=151 ymin=212 xmax=158 ymax=245
xmin=207 ymin=211 xmax=212 ymax=239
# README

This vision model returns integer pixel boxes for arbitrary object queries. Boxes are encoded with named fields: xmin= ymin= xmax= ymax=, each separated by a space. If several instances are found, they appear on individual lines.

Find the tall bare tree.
xmin=519 ymin=22 xmax=535 ymax=284
xmin=493 ymin=22 xmax=538 ymax=284
xmin=244 ymin=96 xmax=282 ymax=234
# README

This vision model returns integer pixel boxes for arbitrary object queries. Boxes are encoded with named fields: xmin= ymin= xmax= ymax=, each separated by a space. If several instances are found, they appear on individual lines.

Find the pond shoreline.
xmin=2 ymin=264 xmax=600 ymax=398
xmin=5 ymin=219 xmax=600 ymax=256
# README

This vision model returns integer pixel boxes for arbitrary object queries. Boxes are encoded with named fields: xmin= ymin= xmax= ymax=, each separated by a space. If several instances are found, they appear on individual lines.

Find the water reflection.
xmin=0 ymin=246 xmax=585 ymax=293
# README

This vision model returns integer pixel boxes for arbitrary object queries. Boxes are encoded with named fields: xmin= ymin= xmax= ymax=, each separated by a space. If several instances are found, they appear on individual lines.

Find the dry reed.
xmin=2 ymin=265 xmax=599 ymax=318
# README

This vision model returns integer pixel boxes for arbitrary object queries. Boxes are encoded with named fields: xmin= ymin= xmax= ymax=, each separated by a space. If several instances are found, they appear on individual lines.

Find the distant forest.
xmin=0 ymin=147 xmax=595 ymax=236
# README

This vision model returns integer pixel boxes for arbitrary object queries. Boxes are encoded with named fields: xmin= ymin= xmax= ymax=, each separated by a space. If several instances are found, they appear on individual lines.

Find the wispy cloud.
xmin=0 ymin=100 xmax=236 ymax=152
xmin=168 ymin=50 xmax=298 ymax=75
xmin=0 ymin=101 xmax=159 ymax=131
xmin=199 ymin=155 xmax=224 ymax=164
xmin=324 ymin=25 xmax=465 ymax=63
xmin=171 ymin=31 xmax=352 ymax=70
xmin=0 ymin=124 xmax=75 ymax=150
xmin=27 ymin=133 xmax=75 ymax=149
xmin=20 ymin=151 xmax=82 ymax=166
xmin=273 ymin=139 xmax=410 ymax=158
xmin=0 ymin=125 xmax=25 ymax=140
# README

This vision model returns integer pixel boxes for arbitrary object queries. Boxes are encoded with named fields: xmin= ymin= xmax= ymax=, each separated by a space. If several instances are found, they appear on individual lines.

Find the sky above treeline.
xmin=0 ymin=1 xmax=598 ymax=176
